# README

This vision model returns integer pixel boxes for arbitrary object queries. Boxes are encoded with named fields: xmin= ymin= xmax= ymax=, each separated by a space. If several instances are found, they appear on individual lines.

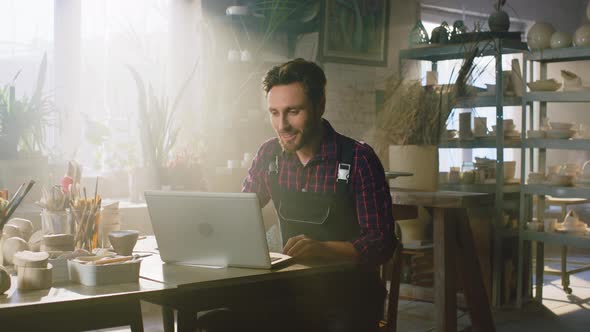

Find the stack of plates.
xmin=574 ymin=176 xmax=590 ymax=188
xmin=546 ymin=129 xmax=576 ymax=139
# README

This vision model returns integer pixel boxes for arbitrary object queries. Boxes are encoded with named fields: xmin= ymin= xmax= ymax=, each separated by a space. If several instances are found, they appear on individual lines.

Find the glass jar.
xmin=41 ymin=209 xmax=72 ymax=235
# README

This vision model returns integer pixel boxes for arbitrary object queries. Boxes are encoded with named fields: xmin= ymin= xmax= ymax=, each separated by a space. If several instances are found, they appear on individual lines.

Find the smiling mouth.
xmin=280 ymin=133 xmax=297 ymax=141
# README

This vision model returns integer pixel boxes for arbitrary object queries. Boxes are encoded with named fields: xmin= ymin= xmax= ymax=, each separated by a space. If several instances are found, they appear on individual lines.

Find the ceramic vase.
xmin=409 ymin=20 xmax=429 ymax=47
xmin=488 ymin=10 xmax=510 ymax=32
xmin=527 ymin=22 xmax=556 ymax=50
xmin=574 ymin=23 xmax=590 ymax=47
xmin=389 ymin=145 xmax=438 ymax=192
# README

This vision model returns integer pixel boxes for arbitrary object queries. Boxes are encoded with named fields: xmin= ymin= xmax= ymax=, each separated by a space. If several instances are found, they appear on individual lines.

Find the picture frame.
xmin=319 ymin=0 xmax=390 ymax=66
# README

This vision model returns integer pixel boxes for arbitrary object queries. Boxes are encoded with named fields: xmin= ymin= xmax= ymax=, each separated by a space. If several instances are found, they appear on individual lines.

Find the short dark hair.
xmin=262 ymin=58 xmax=326 ymax=108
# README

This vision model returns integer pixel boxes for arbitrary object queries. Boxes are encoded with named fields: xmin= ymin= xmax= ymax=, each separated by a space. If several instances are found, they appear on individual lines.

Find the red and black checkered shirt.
xmin=242 ymin=119 xmax=396 ymax=266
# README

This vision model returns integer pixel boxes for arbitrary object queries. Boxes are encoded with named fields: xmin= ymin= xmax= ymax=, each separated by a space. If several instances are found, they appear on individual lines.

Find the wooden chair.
xmin=379 ymin=243 xmax=404 ymax=332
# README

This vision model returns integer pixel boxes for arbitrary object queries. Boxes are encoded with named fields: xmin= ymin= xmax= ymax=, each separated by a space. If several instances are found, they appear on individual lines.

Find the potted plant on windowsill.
xmin=126 ymin=61 xmax=199 ymax=201
xmin=0 ymin=53 xmax=53 ymax=160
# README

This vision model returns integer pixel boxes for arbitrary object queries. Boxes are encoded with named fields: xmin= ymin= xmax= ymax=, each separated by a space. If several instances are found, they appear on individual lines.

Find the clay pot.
xmin=2 ymin=237 xmax=29 ymax=265
xmin=6 ymin=218 xmax=33 ymax=241
xmin=550 ymin=31 xmax=572 ymax=49
xmin=108 ymin=230 xmax=139 ymax=256
xmin=488 ymin=10 xmax=510 ymax=32
xmin=574 ymin=24 xmax=590 ymax=47
xmin=527 ymin=22 xmax=556 ymax=50
xmin=0 ymin=265 xmax=10 ymax=294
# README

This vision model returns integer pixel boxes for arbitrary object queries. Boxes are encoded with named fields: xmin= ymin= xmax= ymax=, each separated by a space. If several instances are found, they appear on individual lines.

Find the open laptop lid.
xmin=145 ymin=191 xmax=290 ymax=269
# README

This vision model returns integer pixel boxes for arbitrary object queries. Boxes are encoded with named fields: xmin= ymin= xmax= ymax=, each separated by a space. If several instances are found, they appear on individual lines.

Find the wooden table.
xmin=0 ymin=275 xmax=168 ymax=331
xmin=391 ymin=188 xmax=495 ymax=332
xmin=137 ymin=237 xmax=358 ymax=332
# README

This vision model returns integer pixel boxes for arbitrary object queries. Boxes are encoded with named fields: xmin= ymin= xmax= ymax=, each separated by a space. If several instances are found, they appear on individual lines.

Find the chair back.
xmin=379 ymin=243 xmax=403 ymax=332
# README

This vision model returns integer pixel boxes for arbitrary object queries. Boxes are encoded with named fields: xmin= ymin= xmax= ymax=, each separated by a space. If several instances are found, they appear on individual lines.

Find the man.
xmin=241 ymin=58 xmax=397 ymax=331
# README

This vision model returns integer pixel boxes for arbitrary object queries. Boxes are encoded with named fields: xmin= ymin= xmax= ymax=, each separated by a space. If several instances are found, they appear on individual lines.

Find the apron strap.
xmin=336 ymin=135 xmax=355 ymax=194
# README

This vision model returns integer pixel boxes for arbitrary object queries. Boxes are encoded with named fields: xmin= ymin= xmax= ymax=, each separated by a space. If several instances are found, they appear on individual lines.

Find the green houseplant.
xmin=126 ymin=61 xmax=198 ymax=199
xmin=0 ymin=53 xmax=53 ymax=159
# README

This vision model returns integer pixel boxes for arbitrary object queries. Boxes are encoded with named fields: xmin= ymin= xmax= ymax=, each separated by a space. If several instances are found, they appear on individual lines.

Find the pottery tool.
xmin=1 ymin=180 xmax=36 ymax=229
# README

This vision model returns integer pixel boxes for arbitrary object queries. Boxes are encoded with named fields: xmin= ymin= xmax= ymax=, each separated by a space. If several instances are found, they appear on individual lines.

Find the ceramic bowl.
xmin=550 ymin=122 xmax=574 ymax=130
xmin=527 ymin=22 xmax=556 ymax=50
xmin=550 ymin=31 xmax=573 ymax=48
xmin=527 ymin=130 xmax=546 ymax=139
xmin=6 ymin=218 xmax=33 ymax=241
xmin=574 ymin=23 xmax=590 ymax=47
xmin=503 ymin=161 xmax=517 ymax=180
xmin=545 ymin=129 xmax=576 ymax=139
xmin=547 ymin=174 xmax=573 ymax=186
xmin=108 ymin=230 xmax=139 ymax=256
xmin=527 ymin=79 xmax=562 ymax=91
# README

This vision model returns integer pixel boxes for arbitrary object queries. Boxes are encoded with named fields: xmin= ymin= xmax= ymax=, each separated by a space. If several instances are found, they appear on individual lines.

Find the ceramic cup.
xmin=544 ymin=218 xmax=557 ymax=232
xmin=108 ymin=230 xmax=139 ymax=256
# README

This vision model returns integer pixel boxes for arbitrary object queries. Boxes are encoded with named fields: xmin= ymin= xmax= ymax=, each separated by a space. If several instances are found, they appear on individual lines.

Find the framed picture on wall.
xmin=319 ymin=0 xmax=390 ymax=66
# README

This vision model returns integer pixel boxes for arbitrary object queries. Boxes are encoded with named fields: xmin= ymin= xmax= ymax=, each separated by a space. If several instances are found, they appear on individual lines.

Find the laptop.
xmin=144 ymin=191 xmax=292 ymax=269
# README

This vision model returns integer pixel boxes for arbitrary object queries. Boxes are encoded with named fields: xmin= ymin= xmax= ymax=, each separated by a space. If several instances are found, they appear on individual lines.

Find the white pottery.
xmin=2 ymin=237 xmax=28 ymax=265
xmin=6 ymin=218 xmax=33 ymax=241
xmin=17 ymin=263 xmax=53 ymax=290
xmin=397 ymin=219 xmax=429 ymax=244
xmin=527 ymin=22 xmax=556 ymax=50
xmin=527 ymin=130 xmax=546 ymax=139
xmin=12 ymin=251 xmax=49 ymax=268
xmin=550 ymin=31 xmax=572 ymax=48
xmin=0 ymin=265 xmax=10 ymax=294
xmin=527 ymin=79 xmax=562 ymax=91
xmin=503 ymin=161 xmax=517 ymax=180
xmin=28 ymin=230 xmax=44 ymax=252
xmin=561 ymin=210 xmax=586 ymax=231
xmin=574 ymin=23 xmax=590 ymax=47
xmin=544 ymin=218 xmax=557 ymax=232
xmin=550 ymin=122 xmax=574 ymax=130
xmin=389 ymin=145 xmax=438 ymax=191
xmin=108 ymin=230 xmax=139 ymax=256
xmin=2 ymin=224 xmax=23 ymax=240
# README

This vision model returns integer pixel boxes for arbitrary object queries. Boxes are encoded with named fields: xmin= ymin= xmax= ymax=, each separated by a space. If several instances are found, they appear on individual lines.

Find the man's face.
xmin=267 ymin=82 xmax=322 ymax=153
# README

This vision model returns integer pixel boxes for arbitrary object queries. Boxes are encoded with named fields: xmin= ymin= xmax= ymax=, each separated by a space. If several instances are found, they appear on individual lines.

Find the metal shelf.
xmin=440 ymin=183 xmax=520 ymax=194
xmin=525 ymin=46 xmax=590 ymax=63
xmin=525 ymin=91 xmax=590 ymax=103
xmin=522 ymin=230 xmax=590 ymax=248
xmin=454 ymin=96 xmax=522 ymax=108
xmin=399 ymin=39 xmax=527 ymax=62
xmin=522 ymin=184 xmax=590 ymax=199
xmin=524 ymin=139 xmax=590 ymax=150
xmin=439 ymin=138 xmax=522 ymax=149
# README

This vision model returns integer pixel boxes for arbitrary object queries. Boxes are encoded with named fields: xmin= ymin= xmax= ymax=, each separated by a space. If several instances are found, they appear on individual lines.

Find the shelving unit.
xmin=399 ymin=36 xmax=528 ymax=306
xmin=517 ymin=46 xmax=590 ymax=306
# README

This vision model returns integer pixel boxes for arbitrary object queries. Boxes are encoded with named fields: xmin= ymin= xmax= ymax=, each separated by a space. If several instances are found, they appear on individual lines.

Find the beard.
xmin=277 ymin=117 xmax=322 ymax=153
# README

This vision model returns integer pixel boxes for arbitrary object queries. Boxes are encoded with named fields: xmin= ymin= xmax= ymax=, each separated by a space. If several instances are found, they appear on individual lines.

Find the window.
xmin=0 ymin=0 xmax=204 ymax=175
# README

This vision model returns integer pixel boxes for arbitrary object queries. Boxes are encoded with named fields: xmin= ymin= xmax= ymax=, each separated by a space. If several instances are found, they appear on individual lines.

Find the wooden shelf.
xmin=522 ymin=230 xmax=590 ymax=248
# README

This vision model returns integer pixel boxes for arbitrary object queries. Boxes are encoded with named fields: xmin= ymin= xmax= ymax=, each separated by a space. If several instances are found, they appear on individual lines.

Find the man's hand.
xmin=283 ymin=234 xmax=325 ymax=258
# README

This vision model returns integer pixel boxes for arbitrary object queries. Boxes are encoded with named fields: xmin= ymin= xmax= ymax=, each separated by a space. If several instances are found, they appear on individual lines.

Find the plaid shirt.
xmin=242 ymin=119 xmax=395 ymax=266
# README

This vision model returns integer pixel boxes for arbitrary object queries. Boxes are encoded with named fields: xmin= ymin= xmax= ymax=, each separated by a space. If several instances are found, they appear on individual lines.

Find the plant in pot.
xmin=0 ymin=53 xmax=53 ymax=160
xmin=126 ymin=61 xmax=198 ymax=200
xmin=364 ymin=47 xmax=479 ymax=192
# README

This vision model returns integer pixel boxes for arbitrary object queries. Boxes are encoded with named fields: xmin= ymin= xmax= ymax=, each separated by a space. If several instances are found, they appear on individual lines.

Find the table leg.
xmin=434 ymin=208 xmax=457 ymax=332
xmin=454 ymin=209 xmax=495 ymax=332
xmin=535 ymin=242 xmax=544 ymax=301
xmin=162 ymin=306 xmax=175 ymax=332
xmin=130 ymin=300 xmax=145 ymax=332
xmin=177 ymin=309 xmax=196 ymax=332
xmin=561 ymin=246 xmax=572 ymax=294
